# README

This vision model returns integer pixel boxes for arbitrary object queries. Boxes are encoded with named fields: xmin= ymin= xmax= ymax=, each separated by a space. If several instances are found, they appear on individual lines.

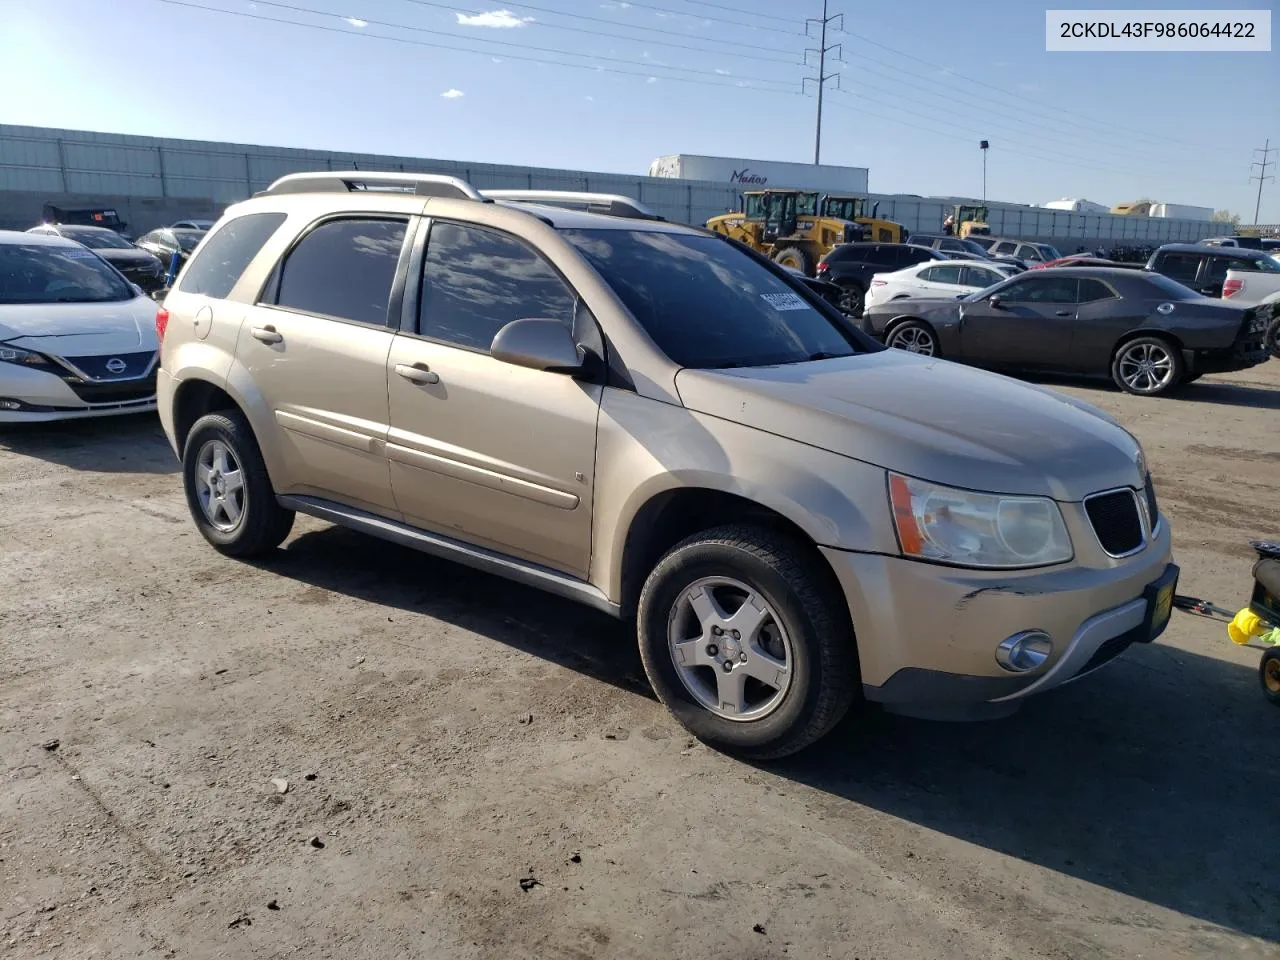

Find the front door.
xmin=958 ymin=274 xmax=1079 ymax=367
xmin=385 ymin=219 xmax=601 ymax=577
xmin=239 ymin=215 xmax=410 ymax=513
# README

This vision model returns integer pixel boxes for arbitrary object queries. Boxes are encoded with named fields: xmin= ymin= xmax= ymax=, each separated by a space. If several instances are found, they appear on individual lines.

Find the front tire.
xmin=1267 ymin=314 xmax=1280 ymax=360
xmin=636 ymin=525 xmax=858 ymax=759
xmin=1111 ymin=336 xmax=1183 ymax=396
xmin=885 ymin=319 xmax=940 ymax=357
xmin=836 ymin=282 xmax=865 ymax=317
xmin=772 ymin=244 xmax=815 ymax=276
xmin=1261 ymin=648 xmax=1280 ymax=706
xmin=182 ymin=411 xmax=295 ymax=557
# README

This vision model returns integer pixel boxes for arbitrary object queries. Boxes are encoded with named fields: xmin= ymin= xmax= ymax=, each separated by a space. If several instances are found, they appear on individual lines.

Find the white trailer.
xmin=1042 ymin=197 xmax=1110 ymax=213
xmin=1150 ymin=202 xmax=1215 ymax=220
xmin=648 ymin=154 xmax=869 ymax=194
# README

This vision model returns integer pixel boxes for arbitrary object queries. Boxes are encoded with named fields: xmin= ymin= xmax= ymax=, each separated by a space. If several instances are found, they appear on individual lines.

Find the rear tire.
xmin=1267 ymin=314 xmax=1280 ymax=360
xmin=182 ymin=411 xmax=295 ymax=558
xmin=1261 ymin=648 xmax=1280 ymax=706
xmin=636 ymin=525 xmax=858 ymax=759
xmin=1111 ymin=336 xmax=1183 ymax=396
xmin=772 ymin=244 xmax=814 ymax=276
xmin=836 ymin=281 xmax=865 ymax=317
xmin=885 ymin=319 xmax=940 ymax=357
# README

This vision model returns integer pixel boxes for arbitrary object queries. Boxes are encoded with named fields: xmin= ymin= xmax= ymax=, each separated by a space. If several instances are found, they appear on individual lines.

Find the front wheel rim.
xmin=666 ymin=577 xmax=794 ymax=722
xmin=194 ymin=439 xmax=246 ymax=533
xmin=887 ymin=326 xmax=936 ymax=356
xmin=1118 ymin=342 xmax=1174 ymax=393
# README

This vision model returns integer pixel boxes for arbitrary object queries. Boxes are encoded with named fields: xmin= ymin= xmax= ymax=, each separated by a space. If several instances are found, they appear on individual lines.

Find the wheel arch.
xmin=1111 ymin=328 xmax=1186 ymax=357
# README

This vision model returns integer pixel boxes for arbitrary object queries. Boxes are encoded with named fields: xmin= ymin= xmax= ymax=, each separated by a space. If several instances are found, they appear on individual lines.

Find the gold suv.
xmin=157 ymin=173 xmax=1178 ymax=758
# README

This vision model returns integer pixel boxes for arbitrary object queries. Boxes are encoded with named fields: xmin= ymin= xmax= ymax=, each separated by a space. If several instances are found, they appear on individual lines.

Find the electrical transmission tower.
xmin=1251 ymin=139 xmax=1275 ymax=226
xmin=803 ymin=1 xmax=843 ymax=165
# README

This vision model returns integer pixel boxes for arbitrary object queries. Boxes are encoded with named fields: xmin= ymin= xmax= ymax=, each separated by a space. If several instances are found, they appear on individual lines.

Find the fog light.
xmin=996 ymin=631 xmax=1053 ymax=673
xmin=0 ymin=399 xmax=21 ymax=410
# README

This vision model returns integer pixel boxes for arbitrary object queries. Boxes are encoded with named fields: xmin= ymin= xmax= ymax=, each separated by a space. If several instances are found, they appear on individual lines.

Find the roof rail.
xmin=261 ymin=171 xmax=486 ymax=201
xmin=480 ymin=190 xmax=665 ymax=221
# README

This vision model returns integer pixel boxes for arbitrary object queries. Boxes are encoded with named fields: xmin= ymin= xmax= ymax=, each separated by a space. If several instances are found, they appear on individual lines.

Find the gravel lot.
xmin=3 ymin=363 xmax=1279 ymax=960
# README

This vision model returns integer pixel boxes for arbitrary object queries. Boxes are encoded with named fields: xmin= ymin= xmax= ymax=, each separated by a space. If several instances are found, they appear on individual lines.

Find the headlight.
xmin=889 ymin=473 xmax=1073 ymax=568
xmin=0 ymin=345 xmax=49 ymax=366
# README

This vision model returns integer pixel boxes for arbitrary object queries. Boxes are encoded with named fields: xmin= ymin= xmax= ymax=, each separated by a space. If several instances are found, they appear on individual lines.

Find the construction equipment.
xmin=820 ymin=195 xmax=908 ymax=244
xmin=944 ymin=204 xmax=990 ymax=239
xmin=1111 ymin=201 xmax=1153 ymax=217
xmin=705 ymin=189 xmax=863 ymax=275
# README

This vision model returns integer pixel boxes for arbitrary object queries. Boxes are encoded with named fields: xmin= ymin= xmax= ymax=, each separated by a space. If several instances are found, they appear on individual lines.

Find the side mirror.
xmin=491 ymin=318 xmax=583 ymax=374
xmin=990 ymin=295 xmax=1005 ymax=309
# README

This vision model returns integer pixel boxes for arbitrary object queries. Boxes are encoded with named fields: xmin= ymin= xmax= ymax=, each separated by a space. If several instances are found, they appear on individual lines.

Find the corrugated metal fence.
xmin=0 ymin=124 xmax=1222 ymax=245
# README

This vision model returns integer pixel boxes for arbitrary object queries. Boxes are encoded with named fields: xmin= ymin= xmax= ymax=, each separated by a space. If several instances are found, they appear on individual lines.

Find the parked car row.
xmin=21 ymin=219 xmax=210 ymax=293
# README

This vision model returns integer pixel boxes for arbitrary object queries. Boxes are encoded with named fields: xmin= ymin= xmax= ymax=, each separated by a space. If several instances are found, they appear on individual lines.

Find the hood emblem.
xmin=105 ymin=357 xmax=127 ymax=375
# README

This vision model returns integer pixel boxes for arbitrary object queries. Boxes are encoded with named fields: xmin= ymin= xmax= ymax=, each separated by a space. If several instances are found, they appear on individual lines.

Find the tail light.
xmin=155 ymin=307 xmax=170 ymax=343
xmin=816 ymin=261 xmax=829 ymax=274
xmin=1222 ymin=278 xmax=1243 ymax=298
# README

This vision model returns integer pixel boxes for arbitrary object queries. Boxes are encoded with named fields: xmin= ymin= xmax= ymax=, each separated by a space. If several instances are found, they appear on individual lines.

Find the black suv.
xmin=1146 ymin=243 xmax=1279 ymax=298
xmin=816 ymin=243 xmax=944 ymax=315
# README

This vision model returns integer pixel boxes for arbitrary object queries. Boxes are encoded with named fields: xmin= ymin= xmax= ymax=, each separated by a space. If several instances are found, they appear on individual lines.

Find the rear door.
xmin=913 ymin=263 xmax=967 ymax=297
xmin=238 ymin=215 xmax=411 ymax=513
xmin=958 ymin=274 xmax=1079 ymax=366
xmin=384 ymin=219 xmax=602 ymax=577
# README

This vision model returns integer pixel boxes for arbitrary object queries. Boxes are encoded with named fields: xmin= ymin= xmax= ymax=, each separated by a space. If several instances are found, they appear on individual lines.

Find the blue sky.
xmin=3 ymin=0 xmax=1277 ymax=220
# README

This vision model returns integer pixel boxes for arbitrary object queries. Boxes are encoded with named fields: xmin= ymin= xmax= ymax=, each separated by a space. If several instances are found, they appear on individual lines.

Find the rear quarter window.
xmin=179 ymin=212 xmax=287 ymax=299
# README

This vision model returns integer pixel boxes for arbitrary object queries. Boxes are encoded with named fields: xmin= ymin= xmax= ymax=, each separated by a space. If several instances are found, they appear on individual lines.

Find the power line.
xmin=836 ymin=27 xmax=1240 ymax=158
xmin=1252 ymin=139 xmax=1275 ymax=226
xmin=151 ymin=0 xmax=807 ymax=92
xmin=678 ymin=0 xmax=803 ymax=24
xmin=388 ymin=0 xmax=806 ymax=61
xmin=246 ymin=0 xmax=802 ymax=87
xmin=594 ymin=0 xmax=803 ymax=32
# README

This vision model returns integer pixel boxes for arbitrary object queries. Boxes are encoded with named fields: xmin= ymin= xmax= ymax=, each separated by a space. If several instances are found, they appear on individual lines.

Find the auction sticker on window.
xmin=761 ymin=292 xmax=811 ymax=312
xmin=1046 ymin=9 xmax=1270 ymax=51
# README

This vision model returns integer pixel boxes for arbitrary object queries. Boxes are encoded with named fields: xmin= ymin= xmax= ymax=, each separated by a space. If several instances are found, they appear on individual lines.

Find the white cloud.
xmin=714 ymin=68 xmax=730 ymax=75
xmin=456 ymin=9 xmax=532 ymax=28
xmin=646 ymin=76 xmax=658 ymax=83
xmin=584 ymin=95 xmax=595 ymax=102
xmin=343 ymin=16 xmax=367 ymax=27
xmin=440 ymin=88 xmax=465 ymax=98
xmin=491 ymin=57 xmax=504 ymax=62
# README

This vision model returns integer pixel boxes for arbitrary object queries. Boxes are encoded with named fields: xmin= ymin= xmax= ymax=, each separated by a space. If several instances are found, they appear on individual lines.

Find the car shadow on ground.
xmin=263 ymin=524 xmax=1277 ymax=944
xmin=0 ymin=414 xmax=178 ymax=474
xmin=1019 ymin=370 xmax=1280 ymax=410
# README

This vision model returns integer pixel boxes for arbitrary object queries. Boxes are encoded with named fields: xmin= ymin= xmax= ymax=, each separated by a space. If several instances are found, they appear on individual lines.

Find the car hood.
xmin=96 ymin=248 xmax=161 ymax=266
xmin=0 ymin=296 xmax=157 ymax=354
xmin=675 ymin=350 xmax=1143 ymax=501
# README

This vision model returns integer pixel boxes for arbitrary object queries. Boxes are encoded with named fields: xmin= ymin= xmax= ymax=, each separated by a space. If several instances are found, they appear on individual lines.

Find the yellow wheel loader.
xmin=705 ymin=189 xmax=864 ymax=275
xmin=945 ymin=204 xmax=990 ymax=239
xmin=820 ymin=195 xmax=909 ymax=244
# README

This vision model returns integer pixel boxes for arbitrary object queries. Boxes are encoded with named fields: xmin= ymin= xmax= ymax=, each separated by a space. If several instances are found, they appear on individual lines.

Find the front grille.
xmin=1143 ymin=474 xmax=1159 ymax=532
xmin=1085 ymin=489 xmax=1144 ymax=556
xmin=65 ymin=374 xmax=157 ymax=404
xmin=63 ymin=351 xmax=156 ymax=381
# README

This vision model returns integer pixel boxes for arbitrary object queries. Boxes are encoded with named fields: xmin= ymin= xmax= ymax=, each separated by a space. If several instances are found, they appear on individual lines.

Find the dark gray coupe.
xmin=860 ymin=267 xmax=1270 ymax=396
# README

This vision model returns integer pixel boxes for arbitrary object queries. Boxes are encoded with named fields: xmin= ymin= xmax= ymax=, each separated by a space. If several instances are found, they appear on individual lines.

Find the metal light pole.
xmin=980 ymin=140 xmax=989 ymax=203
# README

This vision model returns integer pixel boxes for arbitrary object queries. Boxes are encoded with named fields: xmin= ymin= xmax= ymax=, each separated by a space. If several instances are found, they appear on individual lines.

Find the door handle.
xmin=1054 ymin=310 xmax=1072 ymax=317
xmin=395 ymin=362 xmax=440 ymax=385
xmin=251 ymin=326 xmax=283 ymax=344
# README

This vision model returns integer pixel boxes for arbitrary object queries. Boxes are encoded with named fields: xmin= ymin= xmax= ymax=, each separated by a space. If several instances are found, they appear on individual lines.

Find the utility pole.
xmin=1250 ymin=139 xmax=1275 ymax=225
xmin=980 ymin=140 xmax=989 ymax=203
xmin=803 ymin=1 xmax=843 ymax=165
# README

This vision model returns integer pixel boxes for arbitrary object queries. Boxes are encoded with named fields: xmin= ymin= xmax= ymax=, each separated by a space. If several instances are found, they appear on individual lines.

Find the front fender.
xmin=590 ymin=389 xmax=898 ymax=602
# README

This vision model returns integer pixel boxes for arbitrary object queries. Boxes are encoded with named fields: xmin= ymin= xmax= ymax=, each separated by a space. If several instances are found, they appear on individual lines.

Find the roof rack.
xmin=260 ymin=172 xmax=486 ymax=201
xmin=480 ymin=190 xmax=664 ymax=221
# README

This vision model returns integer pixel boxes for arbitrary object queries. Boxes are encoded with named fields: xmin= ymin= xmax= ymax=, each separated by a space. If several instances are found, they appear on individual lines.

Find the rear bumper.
xmin=821 ymin=519 xmax=1176 ymax=719
xmin=1183 ymin=341 xmax=1269 ymax=375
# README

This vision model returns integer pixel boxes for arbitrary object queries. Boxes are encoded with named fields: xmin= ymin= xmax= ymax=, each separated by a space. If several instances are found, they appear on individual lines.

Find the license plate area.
xmin=1139 ymin=564 xmax=1179 ymax=643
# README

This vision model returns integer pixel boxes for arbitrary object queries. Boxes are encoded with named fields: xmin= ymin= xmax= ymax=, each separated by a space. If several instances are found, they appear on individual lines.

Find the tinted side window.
xmin=1155 ymin=253 xmax=1202 ymax=283
xmin=992 ymin=241 xmax=1017 ymax=255
xmin=999 ymin=276 xmax=1078 ymax=302
xmin=1015 ymin=244 xmax=1044 ymax=261
xmin=1077 ymin=279 xmax=1115 ymax=302
xmin=180 ymin=213 xmax=286 ymax=298
xmin=864 ymin=246 xmax=899 ymax=265
xmin=420 ymin=222 xmax=575 ymax=350
xmin=899 ymin=246 xmax=936 ymax=265
xmin=1204 ymin=256 xmax=1237 ymax=284
xmin=938 ymin=238 xmax=965 ymax=251
xmin=273 ymin=218 xmax=406 ymax=325
xmin=961 ymin=265 xmax=1002 ymax=287
xmin=921 ymin=264 xmax=963 ymax=284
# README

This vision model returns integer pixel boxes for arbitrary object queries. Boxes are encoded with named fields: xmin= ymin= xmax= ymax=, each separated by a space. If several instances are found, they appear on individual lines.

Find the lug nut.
xmin=739 ymin=653 xmax=747 ymax=663
xmin=731 ymin=630 xmax=740 ymax=640
xmin=721 ymin=661 xmax=734 ymax=673
xmin=706 ymin=644 xmax=719 ymax=657
xmin=712 ymin=626 xmax=723 ymax=636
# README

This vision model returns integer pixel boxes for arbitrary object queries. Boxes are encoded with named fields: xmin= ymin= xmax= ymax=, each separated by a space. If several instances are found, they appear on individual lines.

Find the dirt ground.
xmin=2 ymin=363 xmax=1279 ymax=960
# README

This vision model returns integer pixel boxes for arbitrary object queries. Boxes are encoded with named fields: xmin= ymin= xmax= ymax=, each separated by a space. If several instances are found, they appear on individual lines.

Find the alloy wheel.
xmin=887 ymin=325 xmax=936 ymax=356
xmin=194 ymin=439 xmax=246 ymax=532
xmin=666 ymin=577 xmax=793 ymax=722
xmin=1118 ymin=341 xmax=1175 ymax=393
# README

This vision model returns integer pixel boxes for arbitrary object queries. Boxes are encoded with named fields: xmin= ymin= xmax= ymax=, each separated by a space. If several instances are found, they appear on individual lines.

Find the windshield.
xmin=173 ymin=231 xmax=206 ymax=251
xmin=1036 ymin=244 xmax=1064 ymax=260
xmin=0 ymin=243 xmax=134 ymax=304
xmin=1141 ymin=272 xmax=1204 ymax=300
xmin=564 ymin=229 xmax=859 ymax=369
xmin=58 ymin=227 xmax=133 ymax=250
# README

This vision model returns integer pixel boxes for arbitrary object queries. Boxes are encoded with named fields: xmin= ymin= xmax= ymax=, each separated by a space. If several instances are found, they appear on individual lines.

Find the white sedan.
xmin=863 ymin=259 xmax=1016 ymax=310
xmin=1 ymin=231 xmax=159 ymax=423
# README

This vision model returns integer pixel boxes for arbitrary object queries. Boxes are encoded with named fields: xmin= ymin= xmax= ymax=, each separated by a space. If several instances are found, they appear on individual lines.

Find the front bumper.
xmin=821 ymin=514 xmax=1175 ymax=719
xmin=0 ymin=359 xmax=157 ymax=424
